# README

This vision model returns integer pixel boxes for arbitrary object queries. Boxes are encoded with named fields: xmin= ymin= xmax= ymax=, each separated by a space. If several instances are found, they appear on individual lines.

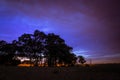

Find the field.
xmin=0 ymin=64 xmax=120 ymax=80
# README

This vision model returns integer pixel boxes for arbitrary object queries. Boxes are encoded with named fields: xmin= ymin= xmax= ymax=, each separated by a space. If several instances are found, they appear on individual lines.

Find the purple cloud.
xmin=0 ymin=0 xmax=120 ymax=63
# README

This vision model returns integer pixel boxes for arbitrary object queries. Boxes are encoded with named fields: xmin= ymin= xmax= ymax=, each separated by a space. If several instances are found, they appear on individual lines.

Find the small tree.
xmin=77 ymin=55 xmax=86 ymax=64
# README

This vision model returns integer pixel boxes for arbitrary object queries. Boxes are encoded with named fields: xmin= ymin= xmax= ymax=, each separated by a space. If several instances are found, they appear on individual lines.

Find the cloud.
xmin=0 ymin=0 xmax=120 ymax=63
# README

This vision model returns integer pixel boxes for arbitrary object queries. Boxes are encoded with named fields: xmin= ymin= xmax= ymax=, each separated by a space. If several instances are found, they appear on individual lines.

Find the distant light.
xmin=17 ymin=57 xmax=30 ymax=62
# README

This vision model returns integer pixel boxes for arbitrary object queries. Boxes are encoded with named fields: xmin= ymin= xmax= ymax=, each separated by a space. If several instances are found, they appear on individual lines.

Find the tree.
xmin=0 ymin=29 xmax=81 ymax=67
xmin=0 ymin=40 xmax=8 ymax=65
xmin=45 ymin=33 xmax=60 ymax=66
xmin=77 ymin=55 xmax=86 ymax=64
xmin=45 ymin=33 xmax=76 ymax=66
xmin=0 ymin=40 xmax=20 ymax=65
xmin=65 ymin=53 xmax=77 ymax=66
xmin=33 ymin=30 xmax=46 ymax=66
xmin=18 ymin=30 xmax=46 ymax=66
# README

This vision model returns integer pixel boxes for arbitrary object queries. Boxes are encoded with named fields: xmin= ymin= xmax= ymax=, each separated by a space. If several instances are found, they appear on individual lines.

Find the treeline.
xmin=0 ymin=30 xmax=86 ymax=67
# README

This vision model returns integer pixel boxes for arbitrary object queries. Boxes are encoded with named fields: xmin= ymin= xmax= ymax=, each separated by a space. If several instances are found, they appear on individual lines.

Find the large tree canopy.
xmin=0 ymin=30 xmax=77 ymax=66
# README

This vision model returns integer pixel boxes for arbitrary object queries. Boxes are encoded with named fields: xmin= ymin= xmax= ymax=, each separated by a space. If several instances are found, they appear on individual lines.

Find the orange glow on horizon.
xmin=18 ymin=64 xmax=34 ymax=67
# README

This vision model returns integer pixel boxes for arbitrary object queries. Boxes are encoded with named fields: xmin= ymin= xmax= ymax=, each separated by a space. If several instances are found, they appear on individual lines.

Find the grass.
xmin=0 ymin=64 xmax=120 ymax=80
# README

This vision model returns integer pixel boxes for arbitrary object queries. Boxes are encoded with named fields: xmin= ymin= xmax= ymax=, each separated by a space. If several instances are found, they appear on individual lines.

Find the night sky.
xmin=0 ymin=0 xmax=120 ymax=64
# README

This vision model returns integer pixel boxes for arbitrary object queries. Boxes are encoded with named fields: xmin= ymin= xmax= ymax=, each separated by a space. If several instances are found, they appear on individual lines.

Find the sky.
xmin=0 ymin=0 xmax=120 ymax=64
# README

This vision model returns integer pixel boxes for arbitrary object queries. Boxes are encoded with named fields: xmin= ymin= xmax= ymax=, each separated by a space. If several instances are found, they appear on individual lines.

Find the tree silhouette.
xmin=0 ymin=40 xmax=7 ymax=64
xmin=0 ymin=29 xmax=83 ymax=67
xmin=45 ymin=33 xmax=76 ymax=66
xmin=33 ymin=30 xmax=46 ymax=66
xmin=0 ymin=40 xmax=20 ymax=65
xmin=17 ymin=30 xmax=46 ymax=66
xmin=77 ymin=55 xmax=86 ymax=64
xmin=18 ymin=33 xmax=34 ymax=66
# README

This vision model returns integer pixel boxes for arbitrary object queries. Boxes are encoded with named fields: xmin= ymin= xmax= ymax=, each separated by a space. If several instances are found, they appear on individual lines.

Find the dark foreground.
xmin=0 ymin=64 xmax=120 ymax=80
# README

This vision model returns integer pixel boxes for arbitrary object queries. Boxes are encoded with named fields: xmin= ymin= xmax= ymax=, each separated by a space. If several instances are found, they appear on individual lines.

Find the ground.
xmin=0 ymin=64 xmax=120 ymax=80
